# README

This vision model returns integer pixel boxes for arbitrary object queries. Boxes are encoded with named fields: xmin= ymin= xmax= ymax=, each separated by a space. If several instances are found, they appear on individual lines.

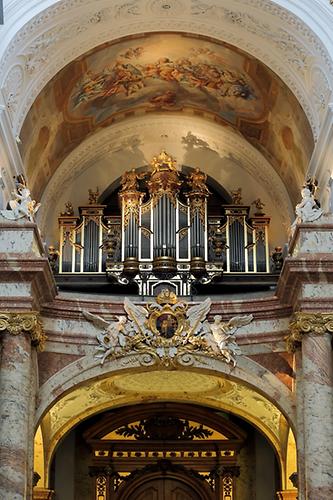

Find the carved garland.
xmin=0 ymin=312 xmax=46 ymax=350
xmin=287 ymin=312 xmax=333 ymax=352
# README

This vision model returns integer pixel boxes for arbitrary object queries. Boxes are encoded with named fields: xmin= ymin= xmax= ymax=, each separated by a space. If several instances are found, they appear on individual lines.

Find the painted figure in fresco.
xmin=120 ymin=169 xmax=146 ymax=192
xmin=72 ymin=47 xmax=255 ymax=109
xmin=187 ymin=168 xmax=210 ymax=195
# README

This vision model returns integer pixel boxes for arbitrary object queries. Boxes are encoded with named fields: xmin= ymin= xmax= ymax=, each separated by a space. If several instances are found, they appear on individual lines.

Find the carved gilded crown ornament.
xmin=287 ymin=312 xmax=333 ymax=353
xmin=83 ymin=289 xmax=253 ymax=368
xmin=0 ymin=312 xmax=46 ymax=351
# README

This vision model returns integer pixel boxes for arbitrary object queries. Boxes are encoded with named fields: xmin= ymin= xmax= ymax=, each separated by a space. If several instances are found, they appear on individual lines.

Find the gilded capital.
xmin=287 ymin=312 xmax=333 ymax=352
xmin=0 ymin=312 xmax=46 ymax=351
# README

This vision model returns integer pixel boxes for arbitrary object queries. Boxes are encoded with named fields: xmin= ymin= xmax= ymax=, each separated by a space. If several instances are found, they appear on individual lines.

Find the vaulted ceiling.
xmin=2 ymin=0 xmax=332 ymax=244
xmin=20 ymin=33 xmax=313 ymax=204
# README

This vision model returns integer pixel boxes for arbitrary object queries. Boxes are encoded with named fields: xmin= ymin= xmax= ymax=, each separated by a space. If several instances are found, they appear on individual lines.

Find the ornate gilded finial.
xmin=120 ymin=169 xmax=146 ymax=192
xmin=151 ymin=151 xmax=177 ymax=174
xmin=156 ymin=288 xmax=178 ymax=305
xmin=187 ymin=168 xmax=210 ymax=196
xmin=88 ymin=187 xmax=99 ymax=204
xmin=231 ymin=187 xmax=242 ymax=205
xmin=60 ymin=201 xmax=74 ymax=216
xmin=252 ymin=198 xmax=265 ymax=215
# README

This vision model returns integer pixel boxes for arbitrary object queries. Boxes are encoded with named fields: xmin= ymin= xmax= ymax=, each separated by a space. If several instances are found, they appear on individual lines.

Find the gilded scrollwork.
xmin=84 ymin=289 xmax=253 ymax=367
xmin=0 ymin=312 xmax=46 ymax=350
xmin=287 ymin=312 xmax=333 ymax=352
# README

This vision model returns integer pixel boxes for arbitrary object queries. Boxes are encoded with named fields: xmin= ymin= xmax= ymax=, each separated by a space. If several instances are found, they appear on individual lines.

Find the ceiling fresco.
xmin=19 ymin=33 xmax=314 ymax=200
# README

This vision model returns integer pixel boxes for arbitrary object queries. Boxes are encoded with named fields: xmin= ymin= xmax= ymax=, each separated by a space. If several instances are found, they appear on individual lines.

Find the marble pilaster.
xmin=287 ymin=312 xmax=333 ymax=500
xmin=0 ymin=312 xmax=45 ymax=500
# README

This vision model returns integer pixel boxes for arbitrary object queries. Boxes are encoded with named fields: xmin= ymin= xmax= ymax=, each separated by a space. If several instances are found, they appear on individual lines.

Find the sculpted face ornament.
xmin=83 ymin=289 xmax=253 ymax=367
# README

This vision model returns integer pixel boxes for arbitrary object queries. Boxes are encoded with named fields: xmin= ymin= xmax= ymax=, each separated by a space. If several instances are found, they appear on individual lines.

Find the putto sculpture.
xmin=294 ymin=183 xmax=323 ymax=223
xmin=83 ymin=289 xmax=253 ymax=367
xmin=1 ymin=175 xmax=40 ymax=222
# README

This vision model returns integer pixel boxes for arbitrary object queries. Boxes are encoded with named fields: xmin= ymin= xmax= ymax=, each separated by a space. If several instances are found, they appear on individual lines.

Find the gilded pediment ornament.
xmin=287 ymin=312 xmax=333 ymax=352
xmin=83 ymin=289 xmax=253 ymax=367
xmin=0 ymin=312 xmax=46 ymax=350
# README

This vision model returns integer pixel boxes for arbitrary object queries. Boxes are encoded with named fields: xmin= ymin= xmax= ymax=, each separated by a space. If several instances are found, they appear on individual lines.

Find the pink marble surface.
xmin=249 ymin=352 xmax=295 ymax=389
xmin=0 ymin=333 xmax=34 ymax=499
xmin=301 ymin=333 xmax=333 ymax=499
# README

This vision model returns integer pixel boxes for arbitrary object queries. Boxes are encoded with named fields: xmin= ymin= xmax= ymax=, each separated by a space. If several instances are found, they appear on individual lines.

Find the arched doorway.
xmin=49 ymin=402 xmax=282 ymax=499
xmin=117 ymin=469 xmax=213 ymax=500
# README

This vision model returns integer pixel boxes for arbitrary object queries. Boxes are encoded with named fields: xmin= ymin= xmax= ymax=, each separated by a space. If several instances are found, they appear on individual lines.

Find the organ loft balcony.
xmin=50 ymin=152 xmax=282 ymax=297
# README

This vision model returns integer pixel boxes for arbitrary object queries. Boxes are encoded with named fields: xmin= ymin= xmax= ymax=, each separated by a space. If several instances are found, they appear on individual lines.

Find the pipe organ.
xmin=56 ymin=152 xmax=272 ymax=296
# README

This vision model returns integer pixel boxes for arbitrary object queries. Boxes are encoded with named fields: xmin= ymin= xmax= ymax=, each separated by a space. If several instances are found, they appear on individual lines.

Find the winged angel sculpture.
xmin=83 ymin=292 xmax=253 ymax=367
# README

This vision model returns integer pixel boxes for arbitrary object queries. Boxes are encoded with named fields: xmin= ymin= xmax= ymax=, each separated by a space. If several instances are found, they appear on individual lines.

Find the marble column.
xmin=0 ymin=312 xmax=46 ymax=500
xmin=294 ymin=350 xmax=305 ymax=500
xmin=288 ymin=312 xmax=333 ymax=500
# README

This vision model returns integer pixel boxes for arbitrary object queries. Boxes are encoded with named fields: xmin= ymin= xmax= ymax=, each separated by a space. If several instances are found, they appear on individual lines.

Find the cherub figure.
xmin=88 ymin=187 xmax=99 ymax=204
xmin=151 ymin=151 xmax=177 ymax=175
xmin=1 ymin=176 xmax=40 ymax=221
xmin=187 ymin=168 xmax=210 ymax=195
xmin=294 ymin=186 xmax=323 ymax=223
xmin=60 ymin=202 xmax=74 ymax=216
xmin=206 ymin=314 xmax=253 ymax=366
xmin=82 ymin=310 xmax=128 ymax=364
xmin=231 ymin=188 xmax=242 ymax=205
xmin=252 ymin=198 xmax=265 ymax=215
xmin=120 ymin=169 xmax=145 ymax=192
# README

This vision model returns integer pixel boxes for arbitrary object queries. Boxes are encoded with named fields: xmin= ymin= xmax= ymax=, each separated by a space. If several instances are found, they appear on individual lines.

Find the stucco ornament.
xmin=294 ymin=186 xmax=323 ymax=223
xmin=83 ymin=289 xmax=253 ymax=367
xmin=0 ymin=176 xmax=40 ymax=222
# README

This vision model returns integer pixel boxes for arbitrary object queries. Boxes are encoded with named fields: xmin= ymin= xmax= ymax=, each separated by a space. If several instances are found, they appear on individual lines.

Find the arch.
xmin=36 ymin=353 xmax=295 ymax=428
xmin=35 ymin=351 xmax=295 ymax=488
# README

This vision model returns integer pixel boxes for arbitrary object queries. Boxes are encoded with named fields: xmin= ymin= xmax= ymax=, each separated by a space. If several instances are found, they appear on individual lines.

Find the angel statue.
xmin=205 ymin=314 xmax=253 ymax=366
xmin=294 ymin=186 xmax=323 ymax=223
xmin=82 ymin=310 xmax=128 ymax=365
xmin=1 ymin=176 xmax=41 ymax=222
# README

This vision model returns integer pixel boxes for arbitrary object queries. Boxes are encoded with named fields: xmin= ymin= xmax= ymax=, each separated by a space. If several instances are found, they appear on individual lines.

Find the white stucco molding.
xmin=307 ymin=103 xmax=333 ymax=211
xmin=0 ymin=92 xmax=24 ymax=204
xmin=0 ymin=0 xmax=332 ymax=137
